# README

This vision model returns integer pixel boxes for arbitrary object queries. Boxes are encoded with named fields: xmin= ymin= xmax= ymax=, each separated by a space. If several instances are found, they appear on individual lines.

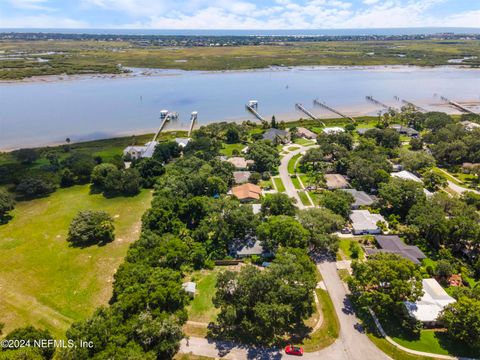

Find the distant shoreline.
xmin=1 ymin=64 xmax=478 ymax=85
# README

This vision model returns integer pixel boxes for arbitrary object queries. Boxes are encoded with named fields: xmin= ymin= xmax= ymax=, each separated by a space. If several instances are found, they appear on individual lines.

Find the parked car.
xmin=341 ymin=227 xmax=351 ymax=234
xmin=285 ymin=345 xmax=304 ymax=356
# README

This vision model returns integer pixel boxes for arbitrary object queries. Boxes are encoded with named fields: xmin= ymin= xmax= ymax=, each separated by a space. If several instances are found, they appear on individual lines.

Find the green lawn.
xmin=298 ymin=190 xmax=312 ymax=206
xmin=292 ymin=176 xmax=302 ymax=190
xmin=288 ymin=154 xmax=302 ymax=174
xmin=219 ymin=143 xmax=245 ymax=157
xmin=338 ymin=239 xmax=364 ymax=260
xmin=301 ymin=289 xmax=340 ymax=352
xmin=294 ymin=138 xmax=316 ymax=146
xmin=0 ymin=185 xmax=152 ymax=337
xmin=186 ymin=269 xmax=220 ymax=324
xmin=287 ymin=146 xmax=301 ymax=152
xmin=273 ymin=177 xmax=286 ymax=193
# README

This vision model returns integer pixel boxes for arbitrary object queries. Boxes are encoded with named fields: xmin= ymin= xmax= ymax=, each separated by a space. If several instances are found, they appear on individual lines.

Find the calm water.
xmin=1 ymin=66 xmax=480 ymax=150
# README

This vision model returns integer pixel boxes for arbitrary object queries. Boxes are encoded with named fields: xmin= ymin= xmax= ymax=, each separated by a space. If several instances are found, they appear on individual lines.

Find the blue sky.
xmin=0 ymin=0 xmax=479 ymax=29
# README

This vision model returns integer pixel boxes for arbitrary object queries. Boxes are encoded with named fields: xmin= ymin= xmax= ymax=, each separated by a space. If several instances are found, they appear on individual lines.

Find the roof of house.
xmin=227 ymin=157 xmax=254 ymax=169
xmin=391 ymin=170 xmax=422 ymax=183
xmin=142 ymin=141 xmax=158 ymax=158
xmin=233 ymin=171 xmax=251 ymax=184
xmin=182 ymin=282 xmax=196 ymax=294
xmin=322 ymin=127 xmax=345 ymax=134
xmin=462 ymin=162 xmax=480 ymax=168
xmin=231 ymin=183 xmax=262 ymax=200
xmin=324 ymin=174 xmax=349 ymax=189
xmin=233 ymin=239 xmax=266 ymax=257
xmin=340 ymin=189 xmax=375 ymax=207
xmin=297 ymin=127 xmax=317 ymax=139
xmin=404 ymin=278 xmax=456 ymax=322
xmin=389 ymin=124 xmax=419 ymax=136
xmin=124 ymin=145 xmax=147 ymax=153
xmin=263 ymin=128 xmax=289 ymax=141
xmin=175 ymin=137 xmax=191 ymax=147
xmin=349 ymin=210 xmax=385 ymax=232
xmin=460 ymin=121 xmax=480 ymax=131
xmin=366 ymin=235 xmax=426 ymax=264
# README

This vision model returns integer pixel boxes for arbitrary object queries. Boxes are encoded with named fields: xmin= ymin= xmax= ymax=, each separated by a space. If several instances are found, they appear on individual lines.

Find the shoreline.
xmin=1 ymin=64 xmax=478 ymax=85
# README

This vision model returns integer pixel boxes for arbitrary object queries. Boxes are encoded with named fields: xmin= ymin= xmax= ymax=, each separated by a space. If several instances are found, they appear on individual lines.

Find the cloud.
xmin=0 ymin=14 xmax=88 ymax=27
xmin=8 ymin=0 xmax=53 ymax=11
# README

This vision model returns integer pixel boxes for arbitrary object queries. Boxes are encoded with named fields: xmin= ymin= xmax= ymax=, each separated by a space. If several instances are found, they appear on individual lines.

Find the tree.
xmin=212 ymin=248 xmax=317 ymax=345
xmin=15 ymin=177 xmax=56 ymax=199
xmin=60 ymin=168 xmax=75 ymax=187
xmin=261 ymin=193 xmax=295 ymax=216
xmin=407 ymin=199 xmax=449 ymax=249
xmin=121 ymin=168 xmax=142 ymax=195
xmin=4 ymin=326 xmax=55 ymax=359
xmin=348 ymin=253 xmax=423 ymax=315
xmin=435 ymin=260 xmax=454 ymax=278
xmin=299 ymin=148 xmax=327 ymax=172
xmin=246 ymin=140 xmax=280 ymax=173
xmin=271 ymin=115 xmax=277 ymax=129
xmin=152 ymin=141 xmax=181 ymax=163
xmin=424 ymin=112 xmax=453 ymax=131
xmin=422 ymin=170 xmax=447 ymax=192
xmin=134 ymin=158 xmax=165 ymax=188
xmin=378 ymin=178 xmax=426 ymax=219
xmin=319 ymin=190 xmax=354 ymax=219
xmin=67 ymin=210 xmax=115 ymax=247
xmin=409 ymin=138 xmax=423 ymax=151
xmin=364 ymin=128 xmax=401 ymax=149
xmin=297 ymin=208 xmax=345 ymax=253
xmin=91 ymin=163 xmax=118 ymax=188
xmin=399 ymin=149 xmax=435 ymax=172
xmin=440 ymin=297 xmax=480 ymax=350
xmin=257 ymin=215 xmax=309 ymax=251
xmin=62 ymin=153 xmax=97 ymax=183
xmin=0 ymin=189 xmax=14 ymax=219
xmin=13 ymin=148 xmax=39 ymax=164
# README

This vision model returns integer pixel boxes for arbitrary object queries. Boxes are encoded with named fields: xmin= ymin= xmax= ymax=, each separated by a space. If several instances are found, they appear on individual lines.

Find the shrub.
xmin=67 ymin=210 xmax=115 ymax=247
xmin=16 ymin=177 xmax=56 ymax=199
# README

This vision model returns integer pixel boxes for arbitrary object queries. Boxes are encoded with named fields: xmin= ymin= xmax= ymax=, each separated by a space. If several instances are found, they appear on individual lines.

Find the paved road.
xmin=179 ymin=261 xmax=389 ymax=360
xmin=447 ymin=180 xmax=480 ymax=195
xmin=278 ymin=145 xmax=317 ymax=209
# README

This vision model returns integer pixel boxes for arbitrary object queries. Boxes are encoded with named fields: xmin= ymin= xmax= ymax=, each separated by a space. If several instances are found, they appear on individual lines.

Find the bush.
xmin=0 ymin=189 xmax=14 ymax=219
xmin=67 ymin=210 xmax=115 ymax=247
xmin=16 ymin=177 xmax=56 ymax=199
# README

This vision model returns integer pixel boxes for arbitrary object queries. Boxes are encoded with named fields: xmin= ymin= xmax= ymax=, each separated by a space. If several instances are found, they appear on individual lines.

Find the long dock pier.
xmin=365 ymin=96 xmax=395 ymax=111
xmin=313 ymin=99 xmax=355 ymax=122
xmin=295 ymin=103 xmax=325 ymax=126
xmin=440 ymin=95 xmax=477 ymax=115
xmin=245 ymin=100 xmax=265 ymax=121
xmin=188 ymin=111 xmax=198 ymax=137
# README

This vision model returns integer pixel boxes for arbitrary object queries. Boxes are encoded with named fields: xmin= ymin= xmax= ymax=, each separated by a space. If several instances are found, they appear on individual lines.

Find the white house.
xmin=391 ymin=170 xmax=422 ymax=183
xmin=349 ymin=210 xmax=386 ymax=235
xmin=322 ymin=127 xmax=345 ymax=135
xmin=404 ymin=278 xmax=456 ymax=326
xmin=175 ymin=138 xmax=191 ymax=148
xmin=123 ymin=141 xmax=158 ymax=160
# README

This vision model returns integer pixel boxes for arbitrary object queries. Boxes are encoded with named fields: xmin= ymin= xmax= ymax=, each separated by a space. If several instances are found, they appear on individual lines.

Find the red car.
xmin=285 ymin=345 xmax=304 ymax=356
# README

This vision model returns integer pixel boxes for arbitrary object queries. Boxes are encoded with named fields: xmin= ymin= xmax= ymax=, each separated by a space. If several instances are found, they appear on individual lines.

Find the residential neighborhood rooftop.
xmin=322 ymin=127 xmax=345 ymax=134
xmin=231 ymin=183 xmax=262 ymax=201
xmin=366 ymin=235 xmax=426 ymax=264
xmin=391 ymin=170 xmax=422 ymax=183
xmin=227 ymin=157 xmax=254 ymax=169
xmin=263 ymin=128 xmax=290 ymax=143
xmin=233 ymin=171 xmax=251 ymax=184
xmin=296 ymin=127 xmax=317 ymax=139
xmin=340 ymin=188 xmax=375 ymax=208
xmin=404 ymin=278 xmax=456 ymax=324
xmin=349 ymin=210 xmax=385 ymax=235
xmin=325 ymin=173 xmax=349 ymax=189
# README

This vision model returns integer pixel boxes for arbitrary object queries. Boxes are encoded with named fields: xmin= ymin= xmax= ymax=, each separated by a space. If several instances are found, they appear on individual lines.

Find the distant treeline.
xmin=1 ymin=32 xmax=480 ymax=47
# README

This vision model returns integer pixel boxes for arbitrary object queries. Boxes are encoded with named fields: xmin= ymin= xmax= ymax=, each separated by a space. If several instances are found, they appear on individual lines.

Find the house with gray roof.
xmin=366 ymin=235 xmax=426 ymax=264
xmin=389 ymin=124 xmax=419 ymax=138
xmin=262 ymin=128 xmax=290 ymax=144
xmin=229 ymin=238 xmax=271 ymax=258
xmin=340 ymin=189 xmax=375 ymax=209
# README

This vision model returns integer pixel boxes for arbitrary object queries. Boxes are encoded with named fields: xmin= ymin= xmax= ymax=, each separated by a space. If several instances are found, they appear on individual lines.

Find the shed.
xmin=182 ymin=282 xmax=196 ymax=298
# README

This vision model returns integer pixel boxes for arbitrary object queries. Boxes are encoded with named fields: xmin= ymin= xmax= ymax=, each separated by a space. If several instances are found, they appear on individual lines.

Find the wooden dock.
xmin=188 ymin=111 xmax=198 ymax=137
xmin=295 ymin=103 xmax=325 ymax=126
xmin=440 ymin=95 xmax=477 ymax=115
xmin=245 ymin=104 xmax=265 ymax=121
xmin=365 ymin=96 xmax=395 ymax=111
xmin=313 ymin=99 xmax=354 ymax=122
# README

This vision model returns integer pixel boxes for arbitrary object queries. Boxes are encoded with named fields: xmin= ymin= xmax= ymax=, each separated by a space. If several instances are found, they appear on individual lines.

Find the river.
xmin=0 ymin=66 xmax=479 ymax=150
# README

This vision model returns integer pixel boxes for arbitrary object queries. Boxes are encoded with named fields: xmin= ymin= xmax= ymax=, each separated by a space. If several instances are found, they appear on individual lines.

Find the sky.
xmin=0 ymin=0 xmax=479 ymax=29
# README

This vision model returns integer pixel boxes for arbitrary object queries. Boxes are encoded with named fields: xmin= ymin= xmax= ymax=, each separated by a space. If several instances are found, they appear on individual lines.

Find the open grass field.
xmin=0 ymin=185 xmax=152 ymax=337
xmin=338 ymin=239 xmax=364 ymax=260
xmin=2 ymin=40 xmax=480 ymax=79
xmin=219 ymin=143 xmax=245 ymax=157
xmin=186 ymin=269 xmax=220 ymax=324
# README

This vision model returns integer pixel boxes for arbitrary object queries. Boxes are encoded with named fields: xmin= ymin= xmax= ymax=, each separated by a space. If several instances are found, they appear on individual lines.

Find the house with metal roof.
xmin=349 ymin=210 xmax=385 ymax=235
xmin=366 ymin=235 xmax=426 ymax=264
xmin=404 ymin=278 xmax=456 ymax=326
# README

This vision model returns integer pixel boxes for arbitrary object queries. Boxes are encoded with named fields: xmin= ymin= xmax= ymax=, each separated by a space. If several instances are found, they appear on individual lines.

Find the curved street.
xmin=179 ymin=143 xmax=389 ymax=360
